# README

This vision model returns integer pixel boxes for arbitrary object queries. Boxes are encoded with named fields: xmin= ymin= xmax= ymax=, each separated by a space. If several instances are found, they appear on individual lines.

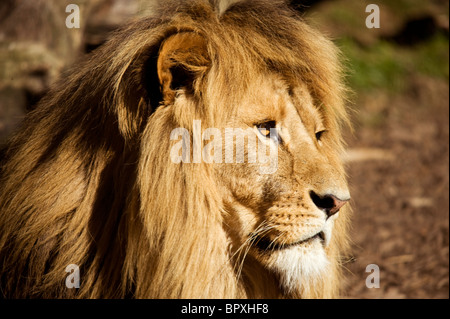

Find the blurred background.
xmin=0 ymin=0 xmax=448 ymax=299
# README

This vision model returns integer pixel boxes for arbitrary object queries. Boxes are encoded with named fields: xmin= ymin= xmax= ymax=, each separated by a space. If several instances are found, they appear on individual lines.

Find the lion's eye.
xmin=257 ymin=121 xmax=276 ymax=138
xmin=315 ymin=130 xmax=326 ymax=141
xmin=257 ymin=121 xmax=281 ymax=144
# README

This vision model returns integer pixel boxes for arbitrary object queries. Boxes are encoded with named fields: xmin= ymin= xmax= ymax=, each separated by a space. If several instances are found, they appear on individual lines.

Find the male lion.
xmin=0 ymin=0 xmax=351 ymax=298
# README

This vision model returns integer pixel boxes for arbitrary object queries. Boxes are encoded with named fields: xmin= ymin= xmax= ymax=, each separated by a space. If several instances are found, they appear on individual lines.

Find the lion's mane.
xmin=0 ymin=0 xmax=350 ymax=298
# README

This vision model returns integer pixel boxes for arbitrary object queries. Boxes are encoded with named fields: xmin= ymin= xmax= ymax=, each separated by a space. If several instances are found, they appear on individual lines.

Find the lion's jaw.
xmin=225 ymin=198 xmax=340 ymax=295
xmin=257 ymin=212 xmax=339 ymax=294
xmin=267 ymin=239 xmax=330 ymax=293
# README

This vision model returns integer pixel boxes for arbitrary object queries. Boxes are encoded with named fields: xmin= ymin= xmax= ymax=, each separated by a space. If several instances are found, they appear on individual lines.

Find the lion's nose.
xmin=309 ymin=191 xmax=349 ymax=218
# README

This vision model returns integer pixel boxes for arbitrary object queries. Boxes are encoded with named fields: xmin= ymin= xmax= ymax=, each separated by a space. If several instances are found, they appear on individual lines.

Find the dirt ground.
xmin=0 ymin=0 xmax=448 ymax=299
xmin=343 ymin=76 xmax=449 ymax=299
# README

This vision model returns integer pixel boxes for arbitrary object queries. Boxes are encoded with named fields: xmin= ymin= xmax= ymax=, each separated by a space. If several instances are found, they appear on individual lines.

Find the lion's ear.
xmin=157 ymin=32 xmax=210 ymax=104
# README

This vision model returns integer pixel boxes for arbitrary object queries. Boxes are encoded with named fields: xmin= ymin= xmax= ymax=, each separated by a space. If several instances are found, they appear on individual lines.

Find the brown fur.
xmin=0 ymin=0 xmax=351 ymax=298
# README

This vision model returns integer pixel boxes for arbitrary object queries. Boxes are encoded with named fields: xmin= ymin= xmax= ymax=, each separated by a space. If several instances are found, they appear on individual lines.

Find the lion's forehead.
xmin=235 ymin=74 xmax=321 ymax=127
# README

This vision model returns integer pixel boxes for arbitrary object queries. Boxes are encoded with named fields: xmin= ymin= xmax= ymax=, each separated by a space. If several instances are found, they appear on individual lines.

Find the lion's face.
xmin=215 ymin=73 xmax=350 ymax=292
xmin=153 ymin=18 xmax=350 ymax=296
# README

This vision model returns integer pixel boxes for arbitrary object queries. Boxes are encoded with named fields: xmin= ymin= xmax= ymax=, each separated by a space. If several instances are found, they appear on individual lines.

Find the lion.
xmin=0 ymin=0 xmax=351 ymax=298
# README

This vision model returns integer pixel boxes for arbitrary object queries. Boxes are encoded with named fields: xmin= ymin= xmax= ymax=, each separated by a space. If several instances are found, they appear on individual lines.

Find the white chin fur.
xmin=267 ymin=239 xmax=329 ymax=294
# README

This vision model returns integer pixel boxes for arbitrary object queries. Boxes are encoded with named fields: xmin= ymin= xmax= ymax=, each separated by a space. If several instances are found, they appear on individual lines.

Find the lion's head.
xmin=0 ymin=0 xmax=351 ymax=298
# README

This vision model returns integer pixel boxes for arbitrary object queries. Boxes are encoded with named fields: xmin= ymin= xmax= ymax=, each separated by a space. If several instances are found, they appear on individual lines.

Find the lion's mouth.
xmin=253 ymin=231 xmax=325 ymax=251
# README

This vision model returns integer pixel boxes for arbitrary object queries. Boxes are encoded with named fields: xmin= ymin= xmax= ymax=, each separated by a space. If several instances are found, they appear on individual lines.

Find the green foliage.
xmin=338 ymin=33 xmax=449 ymax=94
xmin=413 ymin=33 xmax=449 ymax=79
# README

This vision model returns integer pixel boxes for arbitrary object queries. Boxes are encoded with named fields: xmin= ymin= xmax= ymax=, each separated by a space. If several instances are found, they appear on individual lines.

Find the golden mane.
xmin=0 ymin=0 xmax=350 ymax=298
